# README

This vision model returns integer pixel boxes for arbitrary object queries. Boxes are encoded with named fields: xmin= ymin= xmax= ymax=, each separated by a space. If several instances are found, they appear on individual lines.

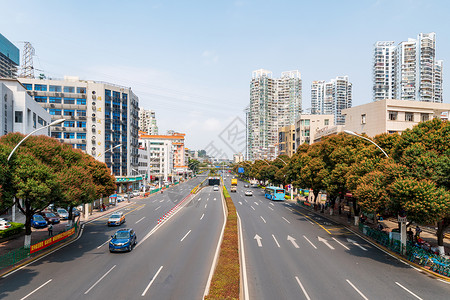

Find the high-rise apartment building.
xmin=139 ymin=108 xmax=158 ymax=135
xmin=0 ymin=34 xmax=19 ymax=78
xmin=247 ymin=69 xmax=302 ymax=161
xmin=373 ymin=33 xmax=443 ymax=102
xmin=18 ymin=76 xmax=140 ymax=179
xmin=311 ymin=76 xmax=352 ymax=125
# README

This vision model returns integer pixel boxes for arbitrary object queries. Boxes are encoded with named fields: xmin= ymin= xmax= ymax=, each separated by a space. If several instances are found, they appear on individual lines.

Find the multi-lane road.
xmin=225 ymin=177 xmax=450 ymax=300
xmin=2 ymin=174 xmax=450 ymax=299
xmin=0 ymin=175 xmax=225 ymax=300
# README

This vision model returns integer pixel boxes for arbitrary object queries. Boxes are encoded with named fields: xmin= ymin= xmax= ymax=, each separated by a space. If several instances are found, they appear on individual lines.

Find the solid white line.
xmin=332 ymin=237 xmax=350 ymax=250
xmin=303 ymin=235 xmax=317 ymax=249
xmin=155 ymin=206 xmax=161 ymax=211
xmin=237 ymin=213 xmax=250 ymax=300
xmin=141 ymin=266 xmax=163 ymax=297
xmin=272 ymin=234 xmax=280 ymax=248
xmin=437 ymin=279 xmax=450 ymax=284
xmin=260 ymin=216 xmax=266 ymax=223
xmin=346 ymin=279 xmax=369 ymax=300
xmin=135 ymin=217 xmax=146 ymax=224
xmin=20 ymin=279 xmax=52 ymax=300
xmin=268 ymin=206 xmax=274 ymax=211
xmin=282 ymin=217 xmax=291 ymax=224
xmin=96 ymin=239 xmax=111 ymax=249
xmin=200 ymin=213 xmax=205 ymax=220
xmin=84 ymin=265 xmax=116 ymax=294
xmin=251 ymin=206 xmax=255 ymax=210
xmin=295 ymin=276 xmax=311 ymax=300
xmin=180 ymin=230 xmax=191 ymax=242
xmin=395 ymin=282 xmax=423 ymax=299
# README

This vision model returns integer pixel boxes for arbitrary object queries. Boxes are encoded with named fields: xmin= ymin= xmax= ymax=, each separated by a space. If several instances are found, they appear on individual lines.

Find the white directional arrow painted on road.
xmin=347 ymin=238 xmax=368 ymax=251
xmin=239 ymin=201 xmax=242 ymax=205
xmin=287 ymin=235 xmax=300 ymax=248
xmin=254 ymin=234 xmax=262 ymax=247
xmin=318 ymin=236 xmax=335 ymax=250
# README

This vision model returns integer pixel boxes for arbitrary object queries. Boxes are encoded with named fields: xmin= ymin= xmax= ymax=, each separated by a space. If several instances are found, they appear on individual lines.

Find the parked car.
xmin=133 ymin=191 xmax=140 ymax=197
xmin=245 ymin=190 xmax=253 ymax=196
xmin=109 ymin=228 xmax=137 ymax=252
xmin=39 ymin=211 xmax=61 ymax=224
xmin=31 ymin=214 xmax=47 ymax=228
xmin=213 ymin=185 xmax=219 ymax=191
xmin=70 ymin=207 xmax=81 ymax=217
xmin=251 ymin=184 xmax=258 ymax=188
xmin=0 ymin=218 xmax=11 ymax=230
xmin=108 ymin=212 xmax=125 ymax=226
xmin=56 ymin=208 xmax=69 ymax=220
xmin=244 ymin=184 xmax=249 ymax=188
xmin=116 ymin=196 xmax=124 ymax=203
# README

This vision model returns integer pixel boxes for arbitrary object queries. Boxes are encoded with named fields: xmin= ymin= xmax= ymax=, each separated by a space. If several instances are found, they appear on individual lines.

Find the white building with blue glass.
xmin=18 ymin=76 xmax=140 ymax=190
xmin=0 ymin=33 xmax=19 ymax=78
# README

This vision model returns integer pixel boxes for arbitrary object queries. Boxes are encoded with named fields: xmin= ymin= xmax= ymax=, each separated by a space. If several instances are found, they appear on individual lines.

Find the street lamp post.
xmin=343 ymin=130 xmax=407 ymax=252
xmin=8 ymin=118 xmax=65 ymax=222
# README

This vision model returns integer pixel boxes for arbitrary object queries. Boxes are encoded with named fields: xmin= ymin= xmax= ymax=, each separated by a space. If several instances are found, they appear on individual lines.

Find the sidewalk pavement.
xmin=288 ymin=199 xmax=450 ymax=257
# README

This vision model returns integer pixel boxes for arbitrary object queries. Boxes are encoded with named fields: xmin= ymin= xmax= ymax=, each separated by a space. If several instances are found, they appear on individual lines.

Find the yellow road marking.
xmin=294 ymin=209 xmax=331 ymax=234
xmin=124 ymin=204 xmax=146 ymax=216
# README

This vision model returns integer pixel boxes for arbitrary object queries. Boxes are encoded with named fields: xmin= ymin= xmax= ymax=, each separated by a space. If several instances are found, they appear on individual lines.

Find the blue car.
xmin=31 ymin=214 xmax=48 ymax=228
xmin=109 ymin=228 xmax=137 ymax=252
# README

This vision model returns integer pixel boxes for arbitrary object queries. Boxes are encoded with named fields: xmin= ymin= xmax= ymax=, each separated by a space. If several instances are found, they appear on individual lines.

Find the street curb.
xmin=291 ymin=201 xmax=450 ymax=283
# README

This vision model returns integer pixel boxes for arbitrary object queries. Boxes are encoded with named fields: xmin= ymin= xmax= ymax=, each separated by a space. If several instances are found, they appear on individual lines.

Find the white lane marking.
xmin=346 ymin=279 xmax=369 ymax=300
xmin=270 ymin=203 xmax=274 ymax=206
xmin=286 ymin=203 xmax=292 ymax=206
xmin=332 ymin=237 xmax=350 ymax=250
xmin=136 ymin=205 xmax=145 ymax=211
xmin=244 ymin=199 xmax=248 ymax=203
xmin=141 ymin=266 xmax=163 ymax=297
xmin=254 ymin=234 xmax=262 ymax=247
xmin=214 ymin=198 xmax=217 ymax=201
xmin=135 ymin=217 xmax=146 ymax=224
xmin=205 ymin=204 xmax=208 ymax=208
xmin=259 ymin=200 xmax=263 ymax=203
xmin=254 ymin=202 xmax=259 ymax=206
xmin=180 ymin=230 xmax=191 ymax=242
xmin=437 ymin=279 xmax=450 ymax=284
xmin=207 ymin=198 xmax=209 ymax=201
xmin=152 ymin=199 xmax=156 ymax=203
xmin=285 ymin=207 xmax=293 ymax=212
xmin=239 ymin=201 xmax=242 ymax=205
xmin=251 ymin=206 xmax=255 ymax=210
xmin=303 ymin=235 xmax=317 ymax=249
xmin=268 ymin=206 xmax=274 ymax=211
xmin=318 ymin=236 xmax=335 ymax=250
xmin=20 ymin=279 xmax=52 ymax=300
xmin=97 ymin=239 xmax=111 ymax=249
xmin=84 ymin=265 xmax=116 ymax=294
xmin=155 ymin=206 xmax=161 ymax=211
xmin=282 ymin=217 xmax=291 ymax=224
xmin=347 ymin=238 xmax=368 ymax=251
xmin=200 ymin=213 xmax=205 ymax=220
xmin=260 ymin=216 xmax=266 ymax=223
xmin=272 ymin=234 xmax=280 ymax=248
xmin=237 ymin=213 xmax=250 ymax=300
xmin=287 ymin=235 xmax=300 ymax=248
xmin=198 ymin=198 xmax=201 ymax=201
xmin=395 ymin=282 xmax=423 ymax=300
xmin=159 ymin=199 xmax=164 ymax=203
xmin=295 ymin=276 xmax=311 ymax=300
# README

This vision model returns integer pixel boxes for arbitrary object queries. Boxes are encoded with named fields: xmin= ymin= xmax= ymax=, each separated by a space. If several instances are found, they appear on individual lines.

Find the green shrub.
xmin=0 ymin=222 xmax=25 ymax=239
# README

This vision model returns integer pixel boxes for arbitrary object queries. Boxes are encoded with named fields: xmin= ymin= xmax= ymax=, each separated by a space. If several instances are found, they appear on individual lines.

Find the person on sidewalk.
xmin=48 ymin=224 xmax=53 ymax=237
xmin=415 ymin=226 xmax=422 ymax=240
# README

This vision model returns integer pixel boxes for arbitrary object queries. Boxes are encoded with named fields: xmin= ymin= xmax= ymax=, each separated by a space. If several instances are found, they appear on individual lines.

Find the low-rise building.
xmin=0 ymin=79 xmax=51 ymax=136
xmin=278 ymin=125 xmax=296 ymax=157
xmin=342 ymin=99 xmax=450 ymax=137
xmin=233 ymin=153 xmax=244 ymax=163
xmin=295 ymin=114 xmax=334 ymax=147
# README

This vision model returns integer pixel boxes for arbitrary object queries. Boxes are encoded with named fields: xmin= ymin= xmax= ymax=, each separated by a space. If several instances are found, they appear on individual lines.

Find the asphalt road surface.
xmin=225 ymin=176 xmax=450 ymax=300
xmin=0 ymin=175 xmax=226 ymax=300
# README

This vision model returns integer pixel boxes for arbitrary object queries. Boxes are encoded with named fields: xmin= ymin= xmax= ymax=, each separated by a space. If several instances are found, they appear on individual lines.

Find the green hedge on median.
xmin=0 ymin=222 xmax=25 ymax=239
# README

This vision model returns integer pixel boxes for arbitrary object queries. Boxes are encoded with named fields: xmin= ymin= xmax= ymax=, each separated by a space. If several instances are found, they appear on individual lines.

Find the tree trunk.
xmin=68 ymin=205 xmax=74 ymax=227
xmin=436 ymin=218 xmax=449 ymax=256
xmin=313 ymin=190 xmax=319 ymax=204
xmin=24 ymin=200 xmax=32 ymax=248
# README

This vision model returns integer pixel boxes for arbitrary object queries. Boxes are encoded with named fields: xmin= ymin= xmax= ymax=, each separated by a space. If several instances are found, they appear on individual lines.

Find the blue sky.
xmin=1 ymin=0 xmax=449 ymax=157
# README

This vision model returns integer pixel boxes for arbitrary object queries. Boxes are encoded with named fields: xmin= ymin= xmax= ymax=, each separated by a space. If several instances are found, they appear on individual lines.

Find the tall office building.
xmin=373 ymin=32 xmax=443 ymax=102
xmin=247 ymin=69 xmax=302 ymax=161
xmin=0 ymin=34 xmax=19 ymax=78
xmin=311 ymin=76 xmax=352 ymax=125
xmin=18 ymin=76 xmax=140 ymax=179
xmin=139 ymin=108 xmax=158 ymax=135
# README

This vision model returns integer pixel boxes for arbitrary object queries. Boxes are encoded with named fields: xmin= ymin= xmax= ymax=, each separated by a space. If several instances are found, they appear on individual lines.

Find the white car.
xmin=0 ymin=218 xmax=11 ymax=230
xmin=245 ymin=190 xmax=253 ymax=196
xmin=133 ymin=191 xmax=140 ymax=197
xmin=213 ymin=185 xmax=219 ymax=191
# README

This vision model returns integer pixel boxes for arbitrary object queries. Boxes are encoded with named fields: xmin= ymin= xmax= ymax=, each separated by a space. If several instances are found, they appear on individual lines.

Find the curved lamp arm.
xmin=344 ymin=130 xmax=389 ymax=158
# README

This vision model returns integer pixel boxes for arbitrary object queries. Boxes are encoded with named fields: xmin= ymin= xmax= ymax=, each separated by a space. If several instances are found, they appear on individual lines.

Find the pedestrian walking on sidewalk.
xmin=48 ymin=224 xmax=53 ymax=237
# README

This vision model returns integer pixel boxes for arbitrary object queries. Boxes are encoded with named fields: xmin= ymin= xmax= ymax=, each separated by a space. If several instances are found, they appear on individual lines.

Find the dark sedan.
xmin=40 ymin=211 xmax=61 ymax=224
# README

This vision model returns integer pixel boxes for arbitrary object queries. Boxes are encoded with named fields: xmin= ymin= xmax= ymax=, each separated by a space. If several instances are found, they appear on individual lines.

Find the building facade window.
xmin=64 ymin=132 xmax=75 ymax=139
xmin=77 ymin=121 xmax=86 ymax=128
xmin=38 ymin=116 xmax=44 ymax=125
xmin=49 ymin=85 xmax=62 ymax=92
xmin=33 ymin=112 xmax=36 ymax=128
xmin=421 ymin=113 xmax=430 ymax=122
xmin=35 ymin=96 xmax=47 ymax=103
xmin=49 ymin=109 xmax=62 ymax=115
xmin=324 ymin=119 xmax=329 ymax=126
xmin=361 ymin=114 xmax=366 ymax=124
xmin=64 ymin=121 xmax=75 ymax=127
xmin=23 ymin=84 xmax=32 ymax=91
xmin=77 ymin=133 xmax=86 ymax=139
xmin=77 ymin=87 xmax=86 ymax=93
xmin=64 ymin=109 xmax=75 ymax=116
xmin=405 ymin=112 xmax=414 ymax=122
xmin=77 ymin=110 xmax=86 ymax=116
xmin=51 ymin=132 xmax=62 ymax=138
xmin=64 ymin=98 xmax=75 ymax=104
xmin=34 ymin=84 xmax=47 ymax=91
xmin=64 ymin=86 xmax=75 ymax=93
xmin=77 ymin=144 xmax=86 ymax=150
xmin=49 ymin=97 xmax=62 ymax=103
xmin=15 ymin=111 xmax=23 ymax=123
xmin=388 ymin=111 xmax=398 ymax=121
xmin=77 ymin=98 xmax=86 ymax=105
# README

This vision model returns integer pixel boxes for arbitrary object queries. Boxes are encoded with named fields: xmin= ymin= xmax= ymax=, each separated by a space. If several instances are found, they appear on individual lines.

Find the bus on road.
xmin=264 ymin=186 xmax=285 ymax=201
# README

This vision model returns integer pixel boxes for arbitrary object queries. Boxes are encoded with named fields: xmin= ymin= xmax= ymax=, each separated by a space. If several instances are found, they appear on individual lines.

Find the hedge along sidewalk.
xmin=205 ymin=185 xmax=240 ymax=300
